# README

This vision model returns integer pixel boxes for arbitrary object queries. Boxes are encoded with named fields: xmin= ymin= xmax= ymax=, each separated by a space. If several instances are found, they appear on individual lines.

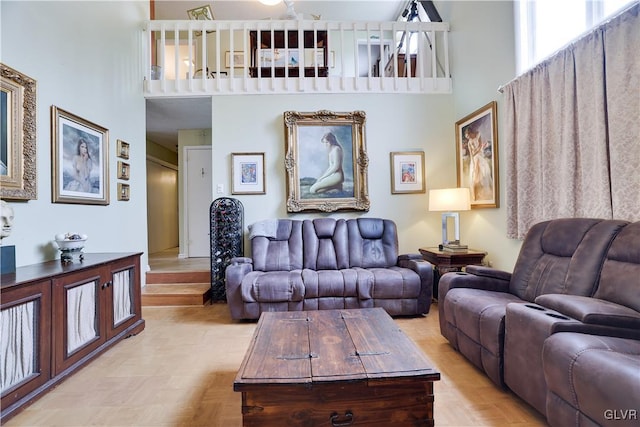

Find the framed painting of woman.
xmin=455 ymin=101 xmax=499 ymax=208
xmin=51 ymin=106 xmax=109 ymax=205
xmin=284 ymin=110 xmax=369 ymax=212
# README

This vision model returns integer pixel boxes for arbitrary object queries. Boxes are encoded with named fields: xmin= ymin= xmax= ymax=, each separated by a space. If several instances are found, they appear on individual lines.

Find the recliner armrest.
xmin=464 ymin=265 xmax=512 ymax=282
xmin=229 ymin=256 xmax=252 ymax=265
xmin=398 ymin=255 xmax=434 ymax=314
xmin=536 ymin=294 xmax=640 ymax=329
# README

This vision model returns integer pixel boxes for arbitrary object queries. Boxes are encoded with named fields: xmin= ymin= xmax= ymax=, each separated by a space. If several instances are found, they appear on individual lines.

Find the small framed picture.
xmin=117 ymin=161 xmax=130 ymax=180
xmin=187 ymin=5 xmax=214 ymax=20
xmin=225 ymin=51 xmax=245 ymax=68
xmin=390 ymin=151 xmax=426 ymax=194
xmin=117 ymin=183 xmax=130 ymax=201
xmin=231 ymin=152 xmax=265 ymax=195
xmin=116 ymin=139 xmax=130 ymax=159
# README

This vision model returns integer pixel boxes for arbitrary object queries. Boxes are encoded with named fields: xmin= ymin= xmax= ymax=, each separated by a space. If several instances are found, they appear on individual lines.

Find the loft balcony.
xmin=144 ymin=19 xmax=452 ymax=96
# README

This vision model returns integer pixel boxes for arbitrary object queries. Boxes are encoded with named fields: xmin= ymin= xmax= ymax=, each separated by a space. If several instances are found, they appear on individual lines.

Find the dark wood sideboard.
xmin=0 ymin=253 xmax=145 ymax=423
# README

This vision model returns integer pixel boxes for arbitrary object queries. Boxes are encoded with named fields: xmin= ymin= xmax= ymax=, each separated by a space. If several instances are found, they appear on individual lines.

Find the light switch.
xmin=216 ymin=184 xmax=224 ymax=194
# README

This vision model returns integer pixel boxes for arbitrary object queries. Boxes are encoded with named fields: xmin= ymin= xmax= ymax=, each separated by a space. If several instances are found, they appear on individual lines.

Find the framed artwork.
xmin=116 ymin=139 xmax=130 ymax=159
xmin=51 ymin=106 xmax=109 ymax=205
xmin=455 ymin=101 xmax=499 ymax=208
xmin=231 ymin=152 xmax=265 ymax=195
xmin=390 ymin=151 xmax=425 ymax=194
xmin=258 ymin=49 xmax=299 ymax=67
xmin=117 ymin=161 xmax=130 ymax=180
xmin=117 ymin=183 xmax=130 ymax=201
xmin=225 ymin=51 xmax=245 ymax=68
xmin=187 ymin=5 xmax=214 ymax=20
xmin=1 ymin=63 xmax=37 ymax=200
xmin=284 ymin=110 xmax=369 ymax=212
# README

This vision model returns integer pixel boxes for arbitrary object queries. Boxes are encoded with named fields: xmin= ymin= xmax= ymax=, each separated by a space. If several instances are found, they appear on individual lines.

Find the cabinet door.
xmin=0 ymin=280 xmax=51 ymax=412
xmin=105 ymin=256 xmax=141 ymax=340
xmin=52 ymin=267 xmax=109 ymax=375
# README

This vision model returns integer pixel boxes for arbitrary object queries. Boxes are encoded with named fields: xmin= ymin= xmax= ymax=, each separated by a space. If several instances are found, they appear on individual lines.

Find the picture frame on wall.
xmin=51 ymin=106 xmax=109 ymax=205
xmin=231 ymin=152 xmax=265 ymax=195
xmin=117 ymin=161 xmax=130 ymax=180
xmin=1 ymin=63 xmax=37 ymax=200
xmin=117 ymin=183 xmax=130 ymax=201
xmin=225 ymin=51 xmax=245 ymax=68
xmin=116 ymin=139 xmax=130 ymax=159
xmin=390 ymin=151 xmax=426 ymax=194
xmin=455 ymin=101 xmax=499 ymax=208
xmin=284 ymin=110 xmax=369 ymax=213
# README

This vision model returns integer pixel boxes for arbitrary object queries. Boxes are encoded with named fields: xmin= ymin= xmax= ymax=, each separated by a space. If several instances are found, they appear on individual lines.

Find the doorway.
xmin=146 ymin=158 xmax=179 ymax=254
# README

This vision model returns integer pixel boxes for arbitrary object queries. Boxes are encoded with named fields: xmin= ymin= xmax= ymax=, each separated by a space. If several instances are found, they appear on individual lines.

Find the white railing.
xmin=144 ymin=19 xmax=451 ymax=96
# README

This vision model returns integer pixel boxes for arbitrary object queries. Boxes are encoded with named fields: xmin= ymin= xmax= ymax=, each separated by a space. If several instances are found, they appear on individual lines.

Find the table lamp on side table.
xmin=428 ymin=187 xmax=471 ymax=251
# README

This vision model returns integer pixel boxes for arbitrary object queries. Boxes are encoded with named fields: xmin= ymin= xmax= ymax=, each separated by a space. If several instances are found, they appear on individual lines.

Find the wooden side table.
xmin=419 ymin=247 xmax=487 ymax=301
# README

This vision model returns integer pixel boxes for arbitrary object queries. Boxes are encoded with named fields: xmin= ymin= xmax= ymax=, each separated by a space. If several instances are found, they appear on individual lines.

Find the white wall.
xmin=444 ymin=0 xmax=522 ymax=270
xmin=1 ymin=1 xmax=149 ymax=271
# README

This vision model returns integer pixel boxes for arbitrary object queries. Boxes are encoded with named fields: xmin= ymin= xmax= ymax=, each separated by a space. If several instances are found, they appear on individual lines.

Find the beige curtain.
xmin=503 ymin=3 xmax=639 ymax=238
xmin=1 ymin=302 xmax=35 ymax=392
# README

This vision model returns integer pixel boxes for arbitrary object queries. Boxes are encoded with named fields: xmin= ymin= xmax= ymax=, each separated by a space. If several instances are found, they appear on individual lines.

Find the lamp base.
xmin=442 ymin=242 xmax=468 ymax=252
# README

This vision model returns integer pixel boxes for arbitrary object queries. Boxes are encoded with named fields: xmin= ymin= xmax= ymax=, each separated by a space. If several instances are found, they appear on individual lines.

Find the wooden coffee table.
xmin=234 ymin=308 xmax=441 ymax=426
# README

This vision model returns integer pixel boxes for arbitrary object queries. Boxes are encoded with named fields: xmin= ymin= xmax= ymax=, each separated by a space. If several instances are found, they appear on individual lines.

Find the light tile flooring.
xmin=5 ymin=301 xmax=547 ymax=426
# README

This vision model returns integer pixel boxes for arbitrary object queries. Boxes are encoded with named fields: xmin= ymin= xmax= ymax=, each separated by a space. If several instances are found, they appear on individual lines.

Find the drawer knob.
xmin=330 ymin=411 xmax=354 ymax=426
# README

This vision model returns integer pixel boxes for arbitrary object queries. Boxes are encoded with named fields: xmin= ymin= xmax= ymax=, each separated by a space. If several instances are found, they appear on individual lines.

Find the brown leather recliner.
xmin=438 ymin=218 xmax=628 ymax=388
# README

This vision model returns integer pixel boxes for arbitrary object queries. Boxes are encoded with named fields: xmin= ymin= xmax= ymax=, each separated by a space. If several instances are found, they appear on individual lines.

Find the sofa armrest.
xmin=438 ymin=267 xmax=511 ymax=301
xmin=225 ymin=258 xmax=254 ymax=320
xmin=536 ymin=294 xmax=640 ymax=330
xmin=398 ymin=255 xmax=434 ymax=314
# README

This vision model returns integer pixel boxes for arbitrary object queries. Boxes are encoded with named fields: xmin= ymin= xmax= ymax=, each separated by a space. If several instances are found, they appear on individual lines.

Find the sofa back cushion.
xmin=594 ymin=221 xmax=640 ymax=312
xmin=303 ymin=218 xmax=349 ymax=270
xmin=510 ymin=218 xmax=628 ymax=301
xmin=347 ymin=218 xmax=398 ymax=268
xmin=250 ymin=219 xmax=303 ymax=271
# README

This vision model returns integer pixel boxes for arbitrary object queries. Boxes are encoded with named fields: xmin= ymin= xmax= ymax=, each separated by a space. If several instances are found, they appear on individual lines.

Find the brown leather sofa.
xmin=225 ymin=217 xmax=433 ymax=320
xmin=438 ymin=218 xmax=640 ymax=425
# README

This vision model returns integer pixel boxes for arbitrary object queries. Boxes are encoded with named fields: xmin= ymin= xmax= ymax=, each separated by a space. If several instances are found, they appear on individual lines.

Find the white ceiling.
xmin=146 ymin=1 xmax=410 ymax=151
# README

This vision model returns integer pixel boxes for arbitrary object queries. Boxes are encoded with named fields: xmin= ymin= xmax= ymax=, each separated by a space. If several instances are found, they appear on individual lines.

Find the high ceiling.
xmin=147 ymin=1 xmax=410 ymax=151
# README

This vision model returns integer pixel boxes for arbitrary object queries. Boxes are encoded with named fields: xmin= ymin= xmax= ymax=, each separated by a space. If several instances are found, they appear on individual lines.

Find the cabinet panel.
xmin=106 ymin=256 xmax=142 ymax=340
xmin=0 ymin=281 xmax=51 ymax=411
xmin=52 ymin=268 xmax=108 ymax=375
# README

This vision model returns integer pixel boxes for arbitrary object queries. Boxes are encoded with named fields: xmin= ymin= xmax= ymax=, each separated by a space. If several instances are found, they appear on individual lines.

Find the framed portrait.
xmin=117 ymin=161 xmax=130 ymax=180
xmin=51 ymin=106 xmax=109 ymax=205
xmin=116 ymin=139 xmax=129 ymax=159
xmin=225 ymin=51 xmax=245 ymax=68
xmin=455 ymin=101 xmax=499 ymax=208
xmin=117 ymin=183 xmax=130 ymax=201
xmin=1 ymin=63 xmax=37 ymax=200
xmin=284 ymin=110 xmax=369 ymax=212
xmin=390 ymin=151 xmax=425 ymax=194
xmin=231 ymin=152 xmax=265 ymax=195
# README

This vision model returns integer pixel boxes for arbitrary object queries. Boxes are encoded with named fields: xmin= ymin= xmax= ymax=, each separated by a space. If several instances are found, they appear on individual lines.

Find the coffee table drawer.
xmin=241 ymin=380 xmax=435 ymax=426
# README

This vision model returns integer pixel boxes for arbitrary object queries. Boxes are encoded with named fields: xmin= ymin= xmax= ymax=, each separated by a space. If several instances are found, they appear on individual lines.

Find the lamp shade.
xmin=429 ymin=188 xmax=471 ymax=212
xmin=258 ymin=0 xmax=282 ymax=5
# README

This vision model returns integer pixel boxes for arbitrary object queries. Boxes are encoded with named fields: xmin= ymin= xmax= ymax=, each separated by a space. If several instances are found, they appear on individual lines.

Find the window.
xmin=516 ymin=0 xmax=634 ymax=73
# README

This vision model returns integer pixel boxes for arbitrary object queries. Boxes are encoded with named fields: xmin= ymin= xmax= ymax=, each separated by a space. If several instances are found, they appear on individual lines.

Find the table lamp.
xmin=428 ymin=187 xmax=471 ymax=250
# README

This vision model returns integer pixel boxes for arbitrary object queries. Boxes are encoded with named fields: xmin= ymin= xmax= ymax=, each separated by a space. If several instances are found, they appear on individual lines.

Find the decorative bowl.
xmin=54 ymin=233 xmax=88 ymax=251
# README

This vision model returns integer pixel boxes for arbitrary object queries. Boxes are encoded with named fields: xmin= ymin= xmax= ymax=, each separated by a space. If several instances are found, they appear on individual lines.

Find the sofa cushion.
xmin=303 ymin=218 xmax=349 ymax=270
xmin=509 ymin=219 xmax=628 ymax=301
xmin=251 ymin=220 xmax=303 ymax=272
xmin=240 ymin=271 xmax=304 ymax=302
xmin=594 ymin=221 xmax=640 ymax=312
xmin=347 ymin=218 xmax=399 ymax=268
xmin=543 ymin=333 xmax=640 ymax=427
xmin=353 ymin=266 xmax=422 ymax=300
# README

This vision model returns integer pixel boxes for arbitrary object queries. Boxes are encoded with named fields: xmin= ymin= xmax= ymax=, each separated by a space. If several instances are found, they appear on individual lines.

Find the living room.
xmin=2 ymin=0 xmax=639 ymax=426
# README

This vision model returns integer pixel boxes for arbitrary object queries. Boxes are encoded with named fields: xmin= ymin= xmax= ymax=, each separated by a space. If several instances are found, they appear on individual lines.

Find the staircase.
xmin=142 ymin=270 xmax=211 ymax=306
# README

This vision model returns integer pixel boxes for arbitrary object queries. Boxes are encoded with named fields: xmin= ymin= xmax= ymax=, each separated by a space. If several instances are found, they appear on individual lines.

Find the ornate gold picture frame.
xmin=284 ymin=110 xmax=369 ymax=212
xmin=1 ymin=63 xmax=37 ymax=200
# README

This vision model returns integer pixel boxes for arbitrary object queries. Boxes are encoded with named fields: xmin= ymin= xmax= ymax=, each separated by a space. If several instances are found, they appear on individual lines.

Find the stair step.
xmin=146 ymin=270 xmax=210 ymax=284
xmin=142 ymin=283 xmax=211 ymax=307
